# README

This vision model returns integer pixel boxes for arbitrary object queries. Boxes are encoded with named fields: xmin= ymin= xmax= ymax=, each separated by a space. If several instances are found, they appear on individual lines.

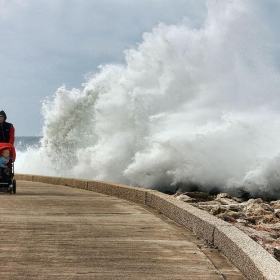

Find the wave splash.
xmin=16 ymin=0 xmax=280 ymax=198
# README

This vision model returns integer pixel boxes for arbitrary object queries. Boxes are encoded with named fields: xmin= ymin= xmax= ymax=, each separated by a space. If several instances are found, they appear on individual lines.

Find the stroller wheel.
xmin=13 ymin=180 xmax=16 ymax=194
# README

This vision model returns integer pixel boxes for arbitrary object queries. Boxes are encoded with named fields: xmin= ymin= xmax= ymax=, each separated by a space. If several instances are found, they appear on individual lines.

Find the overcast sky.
xmin=0 ymin=0 xmax=207 ymax=136
xmin=0 ymin=0 xmax=280 ymax=136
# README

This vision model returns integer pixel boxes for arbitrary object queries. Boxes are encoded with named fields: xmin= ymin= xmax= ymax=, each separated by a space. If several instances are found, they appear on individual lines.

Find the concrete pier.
xmin=0 ymin=180 xmax=246 ymax=279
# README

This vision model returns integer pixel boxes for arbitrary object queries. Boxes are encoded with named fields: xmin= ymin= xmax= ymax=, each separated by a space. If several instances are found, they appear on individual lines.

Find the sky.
xmin=1 ymin=0 xmax=280 ymax=136
xmin=0 ymin=0 xmax=207 ymax=136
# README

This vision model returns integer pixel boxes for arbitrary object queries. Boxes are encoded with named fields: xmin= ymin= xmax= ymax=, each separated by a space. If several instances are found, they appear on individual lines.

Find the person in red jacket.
xmin=0 ymin=111 xmax=15 ymax=145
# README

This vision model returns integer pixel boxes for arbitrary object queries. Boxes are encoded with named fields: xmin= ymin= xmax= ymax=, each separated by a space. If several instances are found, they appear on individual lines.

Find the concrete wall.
xmin=15 ymin=174 xmax=280 ymax=280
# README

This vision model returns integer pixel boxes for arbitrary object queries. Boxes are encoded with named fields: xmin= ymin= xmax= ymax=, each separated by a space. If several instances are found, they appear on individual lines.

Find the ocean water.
xmin=15 ymin=0 xmax=280 ymax=198
xmin=14 ymin=136 xmax=41 ymax=167
xmin=15 ymin=137 xmax=42 ymax=152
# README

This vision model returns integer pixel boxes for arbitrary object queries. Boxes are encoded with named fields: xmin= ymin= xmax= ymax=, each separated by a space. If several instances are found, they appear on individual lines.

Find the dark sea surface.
xmin=14 ymin=136 xmax=42 ymax=152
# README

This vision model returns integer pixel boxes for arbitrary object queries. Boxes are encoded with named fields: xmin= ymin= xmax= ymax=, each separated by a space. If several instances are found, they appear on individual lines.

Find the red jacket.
xmin=9 ymin=125 xmax=15 ymax=145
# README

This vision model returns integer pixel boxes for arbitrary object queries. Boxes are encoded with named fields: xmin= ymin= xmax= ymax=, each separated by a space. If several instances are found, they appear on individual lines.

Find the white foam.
xmin=16 ymin=0 xmax=280 ymax=198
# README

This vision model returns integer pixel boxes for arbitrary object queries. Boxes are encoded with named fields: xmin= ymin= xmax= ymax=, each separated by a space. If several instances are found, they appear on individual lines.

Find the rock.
xmin=275 ymin=209 xmax=280 ymax=218
xmin=209 ymin=205 xmax=227 ymax=215
xmin=195 ymin=200 xmax=222 ymax=206
xmin=271 ymin=201 xmax=280 ymax=209
xmin=173 ymin=190 xmax=183 ymax=197
xmin=217 ymin=198 xmax=238 ymax=205
xmin=232 ymin=197 xmax=244 ymax=203
xmin=216 ymin=193 xmax=231 ymax=199
xmin=181 ymin=192 xmax=213 ymax=201
xmin=236 ymin=219 xmax=250 ymax=226
xmin=178 ymin=190 xmax=280 ymax=262
xmin=225 ymin=210 xmax=244 ymax=220
xmin=264 ymin=245 xmax=280 ymax=261
xmin=270 ymin=200 xmax=280 ymax=205
xmin=235 ymin=223 xmax=280 ymax=259
xmin=216 ymin=213 xmax=237 ymax=223
xmin=228 ymin=204 xmax=243 ymax=212
xmin=264 ymin=222 xmax=280 ymax=231
xmin=194 ymin=204 xmax=220 ymax=212
xmin=175 ymin=194 xmax=195 ymax=202
xmin=243 ymin=199 xmax=275 ymax=217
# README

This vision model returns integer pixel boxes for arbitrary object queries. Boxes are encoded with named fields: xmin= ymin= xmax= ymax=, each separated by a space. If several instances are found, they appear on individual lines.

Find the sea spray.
xmin=16 ymin=0 xmax=280 ymax=198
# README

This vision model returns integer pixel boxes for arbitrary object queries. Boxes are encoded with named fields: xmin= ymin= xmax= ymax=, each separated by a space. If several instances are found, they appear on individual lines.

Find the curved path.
xmin=0 ymin=181 xmax=245 ymax=279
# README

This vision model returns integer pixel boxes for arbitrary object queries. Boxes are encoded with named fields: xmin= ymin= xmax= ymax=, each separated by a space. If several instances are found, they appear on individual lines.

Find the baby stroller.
xmin=0 ymin=143 xmax=16 ymax=194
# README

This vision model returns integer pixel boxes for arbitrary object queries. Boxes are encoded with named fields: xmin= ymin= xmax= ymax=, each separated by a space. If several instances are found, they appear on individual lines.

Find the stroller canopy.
xmin=0 ymin=143 xmax=16 ymax=161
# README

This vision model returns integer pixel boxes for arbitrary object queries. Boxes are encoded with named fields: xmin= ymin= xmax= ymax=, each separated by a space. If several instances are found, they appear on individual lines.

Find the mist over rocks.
xmin=174 ymin=191 xmax=280 ymax=261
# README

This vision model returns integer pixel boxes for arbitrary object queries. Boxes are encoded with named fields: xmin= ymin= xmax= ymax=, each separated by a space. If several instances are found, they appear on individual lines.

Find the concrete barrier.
xmin=14 ymin=174 xmax=280 ymax=280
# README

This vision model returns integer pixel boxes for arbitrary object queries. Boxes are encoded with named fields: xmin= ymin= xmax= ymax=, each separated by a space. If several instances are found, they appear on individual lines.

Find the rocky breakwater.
xmin=174 ymin=191 xmax=280 ymax=261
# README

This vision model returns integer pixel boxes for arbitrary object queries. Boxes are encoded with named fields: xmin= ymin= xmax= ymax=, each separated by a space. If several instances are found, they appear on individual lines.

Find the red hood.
xmin=0 ymin=143 xmax=16 ymax=161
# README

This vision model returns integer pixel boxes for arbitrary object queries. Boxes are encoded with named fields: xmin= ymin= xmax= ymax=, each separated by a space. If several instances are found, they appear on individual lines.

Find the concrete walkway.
xmin=0 ymin=181 xmax=245 ymax=280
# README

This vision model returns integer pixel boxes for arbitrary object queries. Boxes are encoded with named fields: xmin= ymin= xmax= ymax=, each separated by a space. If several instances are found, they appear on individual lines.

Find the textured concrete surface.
xmin=14 ymin=175 xmax=280 ymax=279
xmin=0 ymin=180 xmax=246 ymax=280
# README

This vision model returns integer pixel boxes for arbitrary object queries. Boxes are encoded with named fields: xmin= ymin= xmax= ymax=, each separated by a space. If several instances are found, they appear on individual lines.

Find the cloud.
xmin=0 ymin=0 xmax=208 ymax=135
